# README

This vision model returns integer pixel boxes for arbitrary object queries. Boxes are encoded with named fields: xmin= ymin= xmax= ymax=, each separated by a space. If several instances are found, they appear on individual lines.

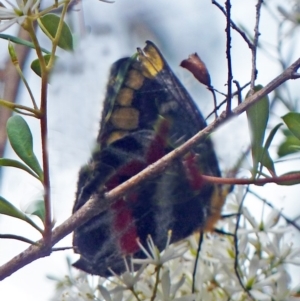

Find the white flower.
xmin=263 ymin=233 xmax=300 ymax=265
xmin=132 ymin=231 xmax=189 ymax=267
xmin=0 ymin=0 xmax=40 ymax=32
xmin=107 ymin=262 xmax=146 ymax=291
xmin=49 ymin=272 xmax=99 ymax=301
xmin=157 ymin=269 xmax=195 ymax=301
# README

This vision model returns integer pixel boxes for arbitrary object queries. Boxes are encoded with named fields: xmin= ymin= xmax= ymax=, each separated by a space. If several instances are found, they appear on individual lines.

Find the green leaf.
xmin=246 ymin=85 xmax=270 ymax=178
xmin=0 ymin=196 xmax=42 ymax=232
xmin=31 ymin=54 xmax=51 ymax=78
xmin=277 ymin=171 xmax=300 ymax=186
xmin=0 ymin=158 xmax=40 ymax=179
xmin=0 ymin=33 xmax=50 ymax=54
xmin=264 ymin=123 xmax=283 ymax=151
xmin=6 ymin=116 xmax=43 ymax=180
xmin=277 ymin=130 xmax=300 ymax=157
xmin=40 ymin=14 xmax=73 ymax=51
xmin=260 ymin=149 xmax=274 ymax=176
xmin=259 ymin=123 xmax=282 ymax=176
xmin=25 ymin=200 xmax=45 ymax=223
xmin=282 ymin=112 xmax=300 ymax=140
xmin=0 ymin=196 xmax=28 ymax=220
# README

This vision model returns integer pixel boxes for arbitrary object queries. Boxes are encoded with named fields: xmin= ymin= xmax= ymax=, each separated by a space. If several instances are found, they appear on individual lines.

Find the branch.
xmin=0 ymin=234 xmax=37 ymax=245
xmin=225 ymin=0 xmax=233 ymax=113
xmin=0 ymin=57 xmax=299 ymax=280
xmin=0 ymin=28 xmax=32 ymax=159
xmin=250 ymin=0 xmax=263 ymax=90
xmin=202 ymin=172 xmax=300 ymax=186
xmin=212 ymin=0 xmax=254 ymax=50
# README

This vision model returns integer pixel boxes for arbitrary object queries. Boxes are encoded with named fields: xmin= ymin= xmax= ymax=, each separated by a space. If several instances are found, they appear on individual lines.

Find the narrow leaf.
xmin=40 ymin=14 xmax=73 ymax=51
xmin=260 ymin=149 xmax=275 ymax=176
xmin=0 ymin=158 xmax=40 ymax=179
xmin=0 ymin=196 xmax=28 ymax=220
xmin=0 ymin=196 xmax=43 ymax=232
xmin=6 ymin=116 xmax=43 ymax=179
xmin=246 ymin=85 xmax=269 ymax=177
xmin=0 ymin=33 xmax=50 ymax=54
xmin=260 ymin=123 xmax=282 ymax=176
xmin=282 ymin=112 xmax=300 ymax=140
xmin=277 ymin=171 xmax=300 ymax=186
xmin=264 ymin=123 xmax=283 ymax=151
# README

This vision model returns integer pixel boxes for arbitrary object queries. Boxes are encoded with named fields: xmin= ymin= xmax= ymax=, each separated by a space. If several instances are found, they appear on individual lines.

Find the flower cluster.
xmin=0 ymin=0 xmax=115 ymax=32
xmin=0 ymin=0 xmax=40 ymax=32
xmin=50 ymin=188 xmax=300 ymax=301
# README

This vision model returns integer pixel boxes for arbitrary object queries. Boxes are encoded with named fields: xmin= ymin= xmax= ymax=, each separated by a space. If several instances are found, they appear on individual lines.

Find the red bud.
xmin=180 ymin=53 xmax=211 ymax=87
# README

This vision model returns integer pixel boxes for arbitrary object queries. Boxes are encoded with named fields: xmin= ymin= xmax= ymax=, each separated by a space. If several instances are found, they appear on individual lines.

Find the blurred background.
xmin=0 ymin=0 xmax=299 ymax=299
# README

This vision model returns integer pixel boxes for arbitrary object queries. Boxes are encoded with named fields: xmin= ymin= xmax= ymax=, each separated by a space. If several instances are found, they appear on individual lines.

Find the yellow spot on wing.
xmin=111 ymin=107 xmax=139 ymax=130
xmin=106 ymin=130 xmax=128 ymax=145
xmin=138 ymin=43 xmax=164 ymax=78
xmin=116 ymin=88 xmax=134 ymax=106
xmin=124 ymin=69 xmax=144 ymax=90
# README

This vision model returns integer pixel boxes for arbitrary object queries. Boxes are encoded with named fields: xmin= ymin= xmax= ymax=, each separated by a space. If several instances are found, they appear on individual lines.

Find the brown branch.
xmin=0 ymin=195 xmax=104 ymax=280
xmin=225 ymin=0 xmax=233 ymax=113
xmin=202 ymin=172 xmax=300 ymax=185
xmin=250 ymin=0 xmax=263 ymax=90
xmin=0 ymin=57 xmax=299 ymax=280
xmin=0 ymin=234 xmax=37 ymax=245
xmin=0 ymin=28 xmax=32 ymax=159
xmin=25 ymin=20 xmax=53 ymax=244
xmin=212 ymin=0 xmax=254 ymax=50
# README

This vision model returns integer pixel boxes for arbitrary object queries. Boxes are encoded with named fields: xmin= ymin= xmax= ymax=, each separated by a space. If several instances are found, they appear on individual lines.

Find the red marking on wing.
xmin=111 ymin=199 xmax=139 ymax=254
xmin=106 ymin=160 xmax=146 ymax=255
xmin=105 ymin=120 xmax=171 ymax=255
xmin=183 ymin=153 xmax=204 ymax=190
xmin=146 ymin=119 xmax=170 ymax=164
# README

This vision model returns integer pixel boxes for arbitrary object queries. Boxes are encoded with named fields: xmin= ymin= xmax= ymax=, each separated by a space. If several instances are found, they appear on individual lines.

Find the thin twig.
xmin=52 ymin=246 xmax=73 ymax=251
xmin=26 ymin=20 xmax=52 ymax=244
xmin=250 ymin=0 xmax=263 ymax=91
xmin=233 ymin=80 xmax=242 ymax=104
xmin=192 ymin=231 xmax=203 ymax=293
xmin=233 ymin=187 xmax=255 ymax=300
xmin=201 ymin=172 xmax=300 ymax=186
xmin=207 ymin=86 xmax=218 ymax=118
xmin=40 ymin=70 xmax=52 ymax=243
xmin=0 ymin=99 xmax=41 ymax=117
xmin=206 ymin=82 xmax=250 ymax=119
xmin=248 ymin=189 xmax=300 ymax=232
xmin=212 ymin=0 xmax=254 ymax=50
xmin=0 ymin=234 xmax=37 ymax=245
xmin=225 ymin=0 xmax=233 ymax=113
xmin=150 ymin=265 xmax=161 ymax=301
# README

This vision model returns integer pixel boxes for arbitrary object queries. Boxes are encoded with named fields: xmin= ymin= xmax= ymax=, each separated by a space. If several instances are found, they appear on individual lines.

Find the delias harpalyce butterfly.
xmin=72 ymin=41 xmax=227 ymax=276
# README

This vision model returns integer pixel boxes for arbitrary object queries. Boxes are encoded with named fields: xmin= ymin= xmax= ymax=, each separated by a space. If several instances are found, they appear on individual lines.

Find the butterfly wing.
xmin=72 ymin=41 xmax=226 ymax=276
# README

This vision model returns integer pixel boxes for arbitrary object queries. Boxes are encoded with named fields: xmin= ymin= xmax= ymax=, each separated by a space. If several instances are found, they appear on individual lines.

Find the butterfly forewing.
xmin=72 ymin=41 xmax=226 ymax=276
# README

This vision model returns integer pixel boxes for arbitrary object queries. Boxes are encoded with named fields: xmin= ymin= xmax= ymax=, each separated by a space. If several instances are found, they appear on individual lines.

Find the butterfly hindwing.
xmin=72 ymin=41 xmax=226 ymax=276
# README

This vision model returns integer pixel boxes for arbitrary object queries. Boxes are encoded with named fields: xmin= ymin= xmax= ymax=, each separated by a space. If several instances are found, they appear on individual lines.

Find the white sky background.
xmin=0 ymin=0 xmax=299 ymax=300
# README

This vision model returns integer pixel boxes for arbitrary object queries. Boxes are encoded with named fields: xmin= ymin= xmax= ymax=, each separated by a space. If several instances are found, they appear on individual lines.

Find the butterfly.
xmin=72 ymin=41 xmax=227 ymax=276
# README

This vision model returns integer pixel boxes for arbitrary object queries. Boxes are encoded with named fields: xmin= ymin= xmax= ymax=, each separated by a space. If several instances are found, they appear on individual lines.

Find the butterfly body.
xmin=72 ymin=41 xmax=226 ymax=276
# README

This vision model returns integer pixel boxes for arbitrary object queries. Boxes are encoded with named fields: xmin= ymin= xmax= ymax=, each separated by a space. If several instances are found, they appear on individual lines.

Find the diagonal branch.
xmin=0 ymin=57 xmax=299 ymax=281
